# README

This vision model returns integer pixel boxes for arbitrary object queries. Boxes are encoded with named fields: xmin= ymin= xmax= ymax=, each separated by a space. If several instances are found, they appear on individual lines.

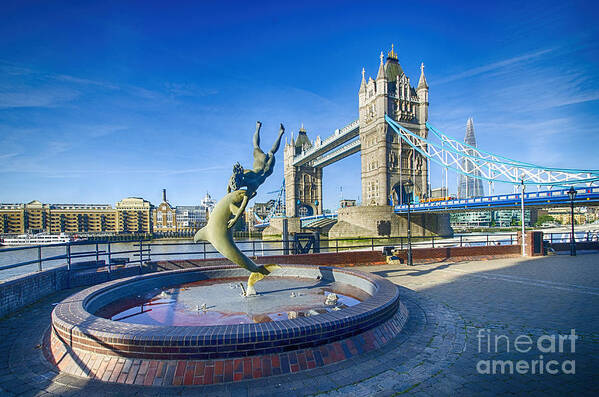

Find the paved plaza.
xmin=0 ymin=253 xmax=597 ymax=396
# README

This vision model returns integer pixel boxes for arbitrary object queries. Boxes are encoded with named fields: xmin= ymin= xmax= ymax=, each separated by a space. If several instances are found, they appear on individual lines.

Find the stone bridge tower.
xmin=283 ymin=126 xmax=323 ymax=217
xmin=359 ymin=45 xmax=429 ymax=205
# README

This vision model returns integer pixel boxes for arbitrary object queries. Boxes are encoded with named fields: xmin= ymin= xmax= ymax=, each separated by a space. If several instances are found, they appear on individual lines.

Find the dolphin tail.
xmin=245 ymin=264 xmax=281 ymax=296
xmin=193 ymin=226 xmax=208 ymax=243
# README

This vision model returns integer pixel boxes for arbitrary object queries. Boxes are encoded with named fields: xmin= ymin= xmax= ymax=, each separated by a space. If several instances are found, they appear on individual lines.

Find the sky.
xmin=1 ymin=0 xmax=598 ymax=209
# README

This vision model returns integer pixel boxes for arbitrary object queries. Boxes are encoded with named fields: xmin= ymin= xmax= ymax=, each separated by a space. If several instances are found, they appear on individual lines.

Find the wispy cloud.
xmin=54 ymin=73 xmax=120 ymax=90
xmin=0 ymin=61 xmax=189 ymax=108
xmin=435 ymin=48 xmax=554 ymax=85
xmin=480 ymin=68 xmax=599 ymax=113
xmin=0 ymin=86 xmax=80 ymax=108
xmin=0 ymin=152 xmax=20 ymax=161
xmin=74 ymin=124 xmax=129 ymax=138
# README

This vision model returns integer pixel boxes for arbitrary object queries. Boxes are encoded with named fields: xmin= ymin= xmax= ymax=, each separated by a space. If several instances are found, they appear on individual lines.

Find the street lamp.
xmin=567 ymin=186 xmax=577 ymax=256
xmin=520 ymin=178 xmax=526 ymax=256
xmin=404 ymin=180 xmax=414 ymax=266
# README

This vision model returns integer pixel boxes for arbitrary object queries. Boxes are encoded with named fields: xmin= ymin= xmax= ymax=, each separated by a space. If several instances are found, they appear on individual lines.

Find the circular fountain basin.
xmin=96 ymin=277 xmax=369 ymax=326
xmin=48 ymin=265 xmax=407 ymax=385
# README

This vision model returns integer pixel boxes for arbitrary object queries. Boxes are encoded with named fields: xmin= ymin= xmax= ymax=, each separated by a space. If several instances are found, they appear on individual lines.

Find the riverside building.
xmin=1 ymin=198 xmax=152 ymax=235
xmin=49 ymin=203 xmax=117 ymax=234
xmin=1 ymin=192 xmax=215 ymax=236
xmin=153 ymin=190 xmax=215 ymax=236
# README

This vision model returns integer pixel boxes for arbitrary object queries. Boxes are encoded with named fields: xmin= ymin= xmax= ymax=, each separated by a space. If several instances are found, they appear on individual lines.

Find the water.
xmin=0 ymin=239 xmax=285 ymax=282
xmin=95 ymin=277 xmax=366 ymax=326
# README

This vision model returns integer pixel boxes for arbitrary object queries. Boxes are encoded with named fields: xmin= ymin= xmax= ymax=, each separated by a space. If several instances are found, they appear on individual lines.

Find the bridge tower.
xmin=268 ymin=46 xmax=451 ymax=239
xmin=283 ymin=126 xmax=323 ymax=217
xmin=330 ymin=46 xmax=450 ymax=238
xmin=359 ymin=46 xmax=429 ymax=205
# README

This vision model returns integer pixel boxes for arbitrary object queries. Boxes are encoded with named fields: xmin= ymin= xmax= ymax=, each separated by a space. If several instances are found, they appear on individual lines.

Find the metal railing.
xmin=545 ymin=231 xmax=598 ymax=244
xmin=0 ymin=239 xmax=150 ymax=277
xmin=2 ymin=231 xmax=596 ymax=280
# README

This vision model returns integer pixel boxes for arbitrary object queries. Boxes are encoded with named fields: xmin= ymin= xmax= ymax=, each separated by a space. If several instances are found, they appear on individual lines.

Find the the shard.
xmin=457 ymin=118 xmax=485 ymax=198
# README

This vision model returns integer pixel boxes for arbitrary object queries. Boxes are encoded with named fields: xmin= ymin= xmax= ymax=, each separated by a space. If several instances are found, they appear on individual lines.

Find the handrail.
xmin=1 ymin=232 xmax=596 ymax=279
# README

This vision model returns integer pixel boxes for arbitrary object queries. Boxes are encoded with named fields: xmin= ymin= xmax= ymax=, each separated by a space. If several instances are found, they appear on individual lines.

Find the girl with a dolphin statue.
xmin=194 ymin=121 xmax=285 ymax=296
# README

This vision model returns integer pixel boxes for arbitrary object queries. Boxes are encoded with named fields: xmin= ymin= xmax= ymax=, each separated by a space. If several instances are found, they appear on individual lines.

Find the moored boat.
xmin=0 ymin=233 xmax=84 ymax=246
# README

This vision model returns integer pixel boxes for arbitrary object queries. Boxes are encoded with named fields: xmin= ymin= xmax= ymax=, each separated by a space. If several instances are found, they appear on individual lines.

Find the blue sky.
xmin=1 ymin=0 xmax=598 ymax=209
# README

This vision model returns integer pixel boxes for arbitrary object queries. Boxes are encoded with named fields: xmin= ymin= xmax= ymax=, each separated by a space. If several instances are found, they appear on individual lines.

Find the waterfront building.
xmin=153 ymin=189 xmax=213 ymax=236
xmin=175 ymin=206 xmax=207 ymax=232
xmin=201 ymin=193 xmax=216 ymax=214
xmin=493 ymin=209 xmax=536 ymax=227
xmin=539 ymin=207 xmax=589 ymax=225
xmin=1 ymin=201 xmax=118 ymax=234
xmin=2 ymin=196 xmax=153 ymax=236
xmin=0 ymin=203 xmax=26 ymax=234
xmin=450 ymin=209 xmax=537 ymax=228
xmin=114 ymin=197 xmax=152 ymax=234
xmin=457 ymin=118 xmax=485 ymax=199
xmin=0 ymin=201 xmax=53 ymax=234
xmin=22 ymin=200 xmax=50 ymax=233
xmin=153 ymin=189 xmax=177 ymax=233
xmin=450 ymin=211 xmax=492 ymax=228
xmin=49 ymin=204 xmax=117 ymax=234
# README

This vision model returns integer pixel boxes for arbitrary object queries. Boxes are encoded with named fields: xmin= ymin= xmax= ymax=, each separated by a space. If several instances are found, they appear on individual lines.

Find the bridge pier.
xmin=262 ymin=217 xmax=302 ymax=238
xmin=328 ymin=205 xmax=452 ymax=239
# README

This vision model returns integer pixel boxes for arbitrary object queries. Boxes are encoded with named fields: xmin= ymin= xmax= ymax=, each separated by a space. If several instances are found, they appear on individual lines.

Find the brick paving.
xmin=0 ymin=253 xmax=597 ymax=395
xmin=44 ymin=308 xmax=407 ymax=385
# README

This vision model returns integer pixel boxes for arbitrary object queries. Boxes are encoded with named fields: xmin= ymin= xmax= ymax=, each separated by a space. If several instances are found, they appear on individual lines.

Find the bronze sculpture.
xmin=194 ymin=122 xmax=284 ymax=296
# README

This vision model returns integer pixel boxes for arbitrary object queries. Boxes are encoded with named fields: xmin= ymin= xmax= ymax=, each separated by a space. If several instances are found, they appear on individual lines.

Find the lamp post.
xmin=568 ymin=186 xmax=577 ymax=256
xmin=404 ymin=180 xmax=414 ymax=266
xmin=520 ymin=178 xmax=526 ymax=256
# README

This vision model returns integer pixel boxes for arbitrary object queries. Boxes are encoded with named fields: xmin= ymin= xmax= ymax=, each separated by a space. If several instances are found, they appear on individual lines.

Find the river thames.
xmin=0 ymin=239 xmax=286 ymax=281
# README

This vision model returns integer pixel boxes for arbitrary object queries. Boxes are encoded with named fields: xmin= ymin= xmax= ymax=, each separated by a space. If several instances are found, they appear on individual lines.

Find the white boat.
xmin=0 ymin=233 xmax=81 ymax=246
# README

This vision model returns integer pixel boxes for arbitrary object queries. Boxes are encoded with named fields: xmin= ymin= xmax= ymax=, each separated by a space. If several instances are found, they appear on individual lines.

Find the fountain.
xmin=46 ymin=122 xmax=408 ymax=385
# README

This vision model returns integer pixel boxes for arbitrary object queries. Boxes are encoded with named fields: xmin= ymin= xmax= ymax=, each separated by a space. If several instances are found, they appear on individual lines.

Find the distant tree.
xmin=535 ymin=214 xmax=556 ymax=226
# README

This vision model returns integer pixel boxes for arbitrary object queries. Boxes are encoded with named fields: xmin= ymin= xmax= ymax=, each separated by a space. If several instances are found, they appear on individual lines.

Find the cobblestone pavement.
xmin=355 ymin=253 xmax=599 ymax=396
xmin=0 ymin=253 xmax=597 ymax=396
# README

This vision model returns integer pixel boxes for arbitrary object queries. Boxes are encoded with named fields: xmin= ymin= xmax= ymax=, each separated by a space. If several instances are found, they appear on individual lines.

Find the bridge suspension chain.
xmin=385 ymin=115 xmax=599 ymax=187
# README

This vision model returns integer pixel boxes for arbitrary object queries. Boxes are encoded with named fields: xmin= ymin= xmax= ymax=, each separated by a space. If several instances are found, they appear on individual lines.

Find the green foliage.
xmin=535 ymin=214 xmax=556 ymax=226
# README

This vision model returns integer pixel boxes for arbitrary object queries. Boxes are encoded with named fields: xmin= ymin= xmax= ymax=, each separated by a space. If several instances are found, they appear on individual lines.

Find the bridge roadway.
xmin=257 ymin=187 xmax=599 ymax=228
xmin=393 ymin=186 xmax=599 ymax=214
xmin=292 ymin=120 xmax=359 ymax=167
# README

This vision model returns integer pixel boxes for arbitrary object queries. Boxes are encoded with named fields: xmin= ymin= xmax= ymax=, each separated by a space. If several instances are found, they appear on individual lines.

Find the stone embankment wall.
xmin=0 ymin=267 xmax=68 ymax=319
xmin=0 ymin=264 xmax=142 ymax=319
xmin=148 ymin=244 xmax=521 ymax=272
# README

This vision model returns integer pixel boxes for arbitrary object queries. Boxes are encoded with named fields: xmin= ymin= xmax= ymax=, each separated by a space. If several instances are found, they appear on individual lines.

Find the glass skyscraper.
xmin=457 ymin=118 xmax=485 ymax=198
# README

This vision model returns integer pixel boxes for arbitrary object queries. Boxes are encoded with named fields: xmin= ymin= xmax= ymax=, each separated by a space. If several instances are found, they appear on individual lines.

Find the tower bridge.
xmin=260 ymin=46 xmax=599 ymax=238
